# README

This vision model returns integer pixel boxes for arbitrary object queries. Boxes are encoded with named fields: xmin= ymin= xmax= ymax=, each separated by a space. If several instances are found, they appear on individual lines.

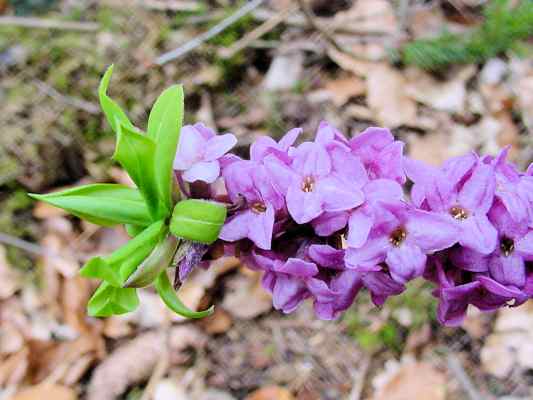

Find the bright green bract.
xmin=155 ymin=270 xmax=214 ymax=319
xmin=170 ymin=199 xmax=227 ymax=244
xmin=29 ymin=66 xmax=227 ymax=319
xmin=28 ymin=184 xmax=152 ymax=227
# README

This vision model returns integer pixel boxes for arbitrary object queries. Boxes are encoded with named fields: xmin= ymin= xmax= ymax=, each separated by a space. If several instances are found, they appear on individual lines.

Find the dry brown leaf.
xmin=366 ymin=64 xmax=417 ymax=128
xmin=263 ymin=52 xmax=304 ymax=91
xmin=33 ymin=201 xmax=68 ymax=219
xmin=0 ymin=348 xmax=29 ymax=387
xmin=222 ymin=270 xmax=272 ymax=320
xmin=29 ymin=332 xmax=104 ymax=385
xmin=371 ymin=360 xmax=446 ymax=400
xmin=409 ymin=6 xmax=447 ymax=39
xmin=61 ymin=276 xmax=93 ymax=334
xmin=481 ymin=303 xmax=533 ymax=378
xmin=332 ymin=0 xmax=397 ymax=35
xmin=0 ymin=245 xmax=21 ymax=300
xmin=102 ymin=316 xmax=133 ymax=339
xmin=510 ymin=58 xmax=533 ymax=129
xmin=0 ymin=322 xmax=25 ymax=355
xmin=324 ymin=75 xmax=365 ymax=107
xmin=153 ymin=379 xmax=188 ymax=400
xmin=87 ymin=326 xmax=207 ymax=400
xmin=406 ymin=131 xmax=450 ymax=167
xmin=327 ymin=45 xmax=383 ymax=78
xmin=245 ymin=386 xmax=294 ymax=400
xmin=200 ymin=307 xmax=233 ymax=335
xmin=12 ymin=384 xmax=77 ymax=400
xmin=404 ymin=66 xmax=475 ymax=113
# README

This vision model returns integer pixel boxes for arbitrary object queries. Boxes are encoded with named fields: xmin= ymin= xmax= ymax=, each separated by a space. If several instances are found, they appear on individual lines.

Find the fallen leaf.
xmin=263 ymin=52 xmax=304 ymax=91
xmin=12 ymin=384 xmax=77 ymax=400
xmin=481 ymin=303 xmax=533 ymax=378
xmin=200 ymin=307 xmax=233 ymax=335
xmin=29 ymin=332 xmax=104 ymax=385
xmin=33 ymin=201 xmax=68 ymax=219
xmin=0 ymin=348 xmax=29 ymax=387
xmin=405 ymin=66 xmax=475 ymax=113
xmin=366 ymin=64 xmax=417 ymax=128
xmin=371 ymin=360 xmax=446 ymax=400
xmin=222 ymin=270 xmax=272 ymax=320
xmin=324 ymin=74 xmax=365 ymax=107
xmin=0 ymin=322 xmax=25 ymax=355
xmin=327 ymin=45 xmax=384 ymax=78
xmin=406 ymin=131 xmax=450 ymax=167
xmin=510 ymin=58 xmax=533 ymax=130
xmin=245 ymin=386 xmax=294 ymax=400
xmin=154 ymin=379 xmax=188 ymax=400
xmin=87 ymin=326 xmax=207 ymax=400
xmin=332 ymin=0 xmax=397 ymax=35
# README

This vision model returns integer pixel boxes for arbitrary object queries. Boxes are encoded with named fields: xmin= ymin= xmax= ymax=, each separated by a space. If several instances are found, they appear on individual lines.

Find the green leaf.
xmin=113 ymin=122 xmax=163 ymax=219
xmin=79 ymin=257 xmax=122 ymax=287
xmin=125 ymin=224 xmax=145 ymax=237
xmin=169 ymin=199 xmax=227 ymax=244
xmin=147 ymin=85 xmax=184 ymax=214
xmin=88 ymin=282 xmax=139 ymax=317
xmin=98 ymin=65 xmax=135 ymax=133
xmin=124 ymin=235 xmax=179 ymax=288
xmin=80 ymin=220 xmax=166 ymax=287
xmin=154 ymin=270 xmax=213 ymax=318
xmin=28 ymin=184 xmax=152 ymax=227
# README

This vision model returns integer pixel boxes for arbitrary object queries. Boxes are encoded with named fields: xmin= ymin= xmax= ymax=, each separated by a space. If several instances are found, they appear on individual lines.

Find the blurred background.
xmin=1 ymin=0 xmax=533 ymax=399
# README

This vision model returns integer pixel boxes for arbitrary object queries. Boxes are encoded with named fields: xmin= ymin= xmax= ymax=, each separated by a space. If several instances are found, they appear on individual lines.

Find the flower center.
xmin=250 ymin=201 xmax=267 ymax=214
xmin=500 ymin=237 xmax=515 ymax=257
xmin=450 ymin=206 xmax=468 ymax=220
xmin=389 ymin=227 xmax=407 ymax=247
xmin=301 ymin=176 xmax=315 ymax=193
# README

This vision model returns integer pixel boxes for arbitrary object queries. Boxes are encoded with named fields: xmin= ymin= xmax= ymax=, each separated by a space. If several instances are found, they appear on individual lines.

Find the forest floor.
xmin=1 ymin=0 xmax=533 ymax=399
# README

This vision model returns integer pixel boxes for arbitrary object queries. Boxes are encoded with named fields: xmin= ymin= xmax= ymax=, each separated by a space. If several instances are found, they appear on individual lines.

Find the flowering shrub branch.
xmin=30 ymin=67 xmax=533 ymax=326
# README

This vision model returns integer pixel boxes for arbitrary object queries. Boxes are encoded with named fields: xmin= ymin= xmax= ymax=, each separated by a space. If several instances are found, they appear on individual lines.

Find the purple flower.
xmin=406 ymin=157 xmax=498 ymax=254
xmin=488 ymin=148 xmax=533 ymax=225
xmin=219 ymin=160 xmax=283 ymax=250
xmin=450 ymin=201 xmax=533 ymax=304
xmin=306 ymin=270 xmax=363 ymax=320
xmin=266 ymin=139 xmax=365 ymax=224
xmin=345 ymin=201 xmax=460 ymax=284
xmin=250 ymin=127 xmax=301 ymax=164
xmin=350 ymin=127 xmax=406 ymax=184
xmin=173 ymin=123 xmax=237 ymax=183
xmin=312 ymin=178 xmax=403 ymax=244
xmin=253 ymin=250 xmax=317 ymax=313
xmin=428 ymin=257 xmax=481 ymax=326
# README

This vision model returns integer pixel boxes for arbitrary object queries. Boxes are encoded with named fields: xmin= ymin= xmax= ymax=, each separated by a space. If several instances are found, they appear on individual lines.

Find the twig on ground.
xmin=139 ymin=322 xmax=171 ymax=400
xmin=296 ymin=0 xmax=382 ymax=62
xmin=140 ymin=0 xmax=204 ymax=12
xmin=347 ymin=354 xmax=370 ymax=400
xmin=447 ymin=354 xmax=485 ymax=400
xmin=218 ymin=4 xmax=297 ymax=59
xmin=32 ymin=80 xmax=99 ymax=114
xmin=154 ymin=0 xmax=265 ymax=65
xmin=0 ymin=232 xmax=44 ymax=256
xmin=0 ymin=16 xmax=99 ymax=31
xmin=251 ymin=7 xmax=393 ymax=36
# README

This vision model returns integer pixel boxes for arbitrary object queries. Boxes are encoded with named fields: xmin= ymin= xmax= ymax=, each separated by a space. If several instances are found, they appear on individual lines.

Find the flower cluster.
xmin=173 ymin=122 xmax=533 ymax=326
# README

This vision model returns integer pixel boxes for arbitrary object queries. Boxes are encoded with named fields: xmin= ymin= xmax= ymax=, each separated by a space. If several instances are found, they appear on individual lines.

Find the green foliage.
xmin=28 ymin=184 xmax=153 ymax=227
xmin=170 ymin=199 xmax=227 ymax=244
xmin=402 ymin=0 xmax=533 ymax=70
xmin=147 ymin=85 xmax=184 ymax=215
xmin=30 ymin=67 xmax=228 ymax=319
xmin=155 ymin=269 xmax=214 ymax=318
xmin=124 ymin=235 xmax=179 ymax=288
